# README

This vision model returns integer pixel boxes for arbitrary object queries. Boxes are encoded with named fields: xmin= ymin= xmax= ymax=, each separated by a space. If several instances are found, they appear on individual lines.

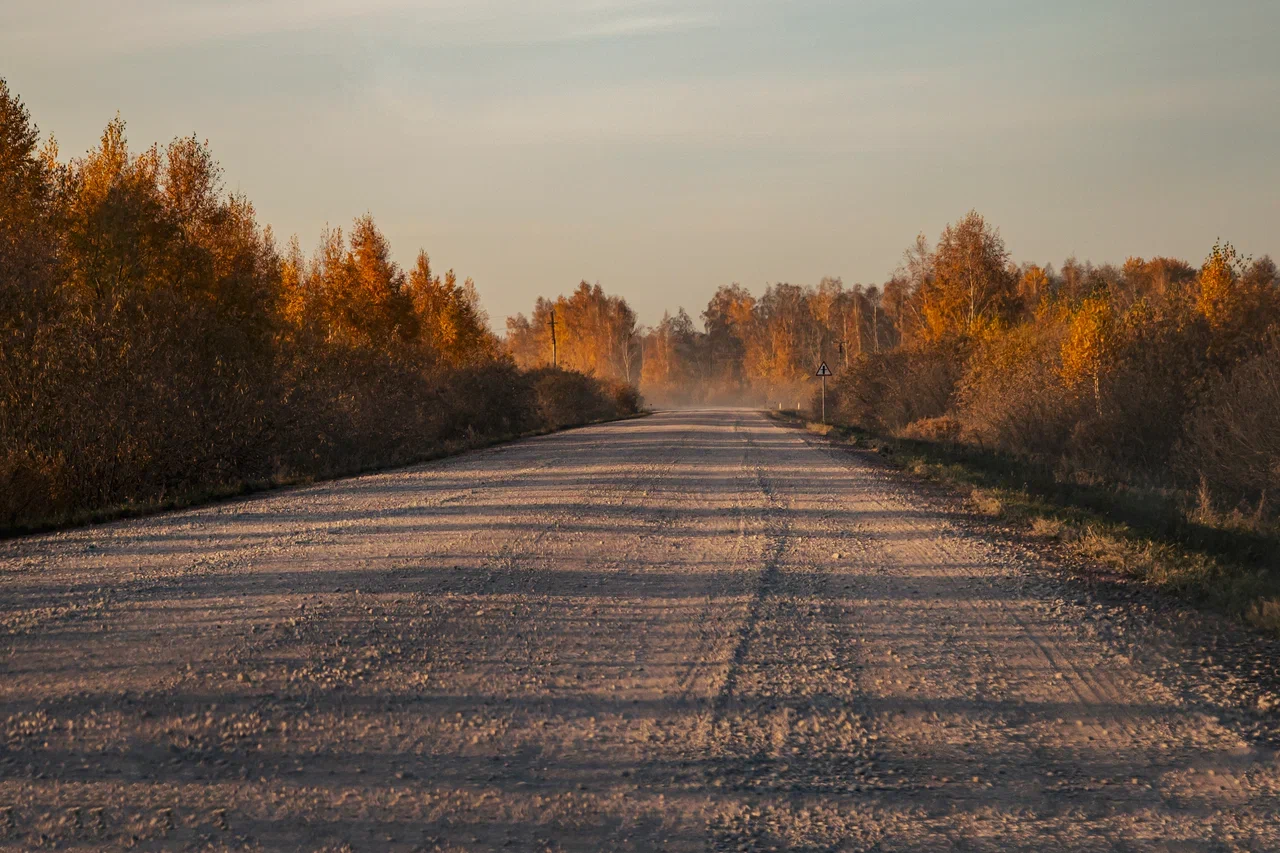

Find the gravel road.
xmin=2 ymin=409 xmax=1278 ymax=851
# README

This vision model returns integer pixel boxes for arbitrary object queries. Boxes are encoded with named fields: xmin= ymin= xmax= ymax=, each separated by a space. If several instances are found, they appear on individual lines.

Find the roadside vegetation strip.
xmin=0 ymin=408 xmax=652 ymax=543
xmin=768 ymin=410 xmax=1280 ymax=636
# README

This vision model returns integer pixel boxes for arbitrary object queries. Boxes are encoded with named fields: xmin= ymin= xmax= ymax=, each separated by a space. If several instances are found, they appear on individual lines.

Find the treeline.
xmin=630 ymin=210 xmax=1280 ymax=516
xmin=832 ymin=213 xmax=1280 ymax=513
xmin=0 ymin=81 xmax=638 ymax=532
xmin=637 ymin=280 xmax=897 ymax=405
xmin=504 ymin=276 xmax=897 ymax=407
xmin=506 ymin=282 xmax=641 ymax=386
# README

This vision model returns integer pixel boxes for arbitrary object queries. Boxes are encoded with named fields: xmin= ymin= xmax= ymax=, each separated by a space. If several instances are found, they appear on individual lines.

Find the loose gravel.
xmin=2 ymin=409 xmax=1277 ymax=851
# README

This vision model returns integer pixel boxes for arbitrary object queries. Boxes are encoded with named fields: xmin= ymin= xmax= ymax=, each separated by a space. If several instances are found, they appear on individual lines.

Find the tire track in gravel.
xmin=668 ymin=416 xmax=756 ymax=711
xmin=788 ymin=427 xmax=1280 ymax=850
xmin=709 ymin=427 xmax=791 ymax=717
xmin=847 ymin=479 xmax=1171 ymax=818
xmin=802 ymin=434 xmax=1151 ymax=739
xmin=703 ymin=423 xmax=886 ymax=852
xmin=435 ymin=418 xmax=698 ymax=705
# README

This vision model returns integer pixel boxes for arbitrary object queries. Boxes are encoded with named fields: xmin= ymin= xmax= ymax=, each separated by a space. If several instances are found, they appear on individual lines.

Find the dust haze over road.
xmin=2 ymin=410 xmax=1278 ymax=851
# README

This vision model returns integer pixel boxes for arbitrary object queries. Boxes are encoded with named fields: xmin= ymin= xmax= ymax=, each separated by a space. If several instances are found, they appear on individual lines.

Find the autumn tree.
xmin=641 ymin=309 xmax=703 ymax=402
xmin=507 ymin=283 xmax=638 ymax=382
xmin=506 ymin=299 xmax=555 ymax=369
xmin=1017 ymin=264 xmax=1051 ymax=311
xmin=0 ymin=79 xmax=60 ymax=505
xmin=747 ymin=283 xmax=812 ymax=385
xmin=1196 ymin=241 xmax=1244 ymax=331
xmin=916 ymin=211 xmax=1017 ymax=341
xmin=702 ymin=284 xmax=755 ymax=393
xmin=1119 ymin=256 xmax=1195 ymax=307
xmin=0 ymin=81 xmax=636 ymax=530
xmin=407 ymin=251 xmax=497 ymax=366
xmin=1060 ymin=294 xmax=1116 ymax=413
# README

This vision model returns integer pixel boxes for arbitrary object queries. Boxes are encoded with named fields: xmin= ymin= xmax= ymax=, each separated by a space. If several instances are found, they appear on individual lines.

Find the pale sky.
xmin=4 ymin=1 xmax=1278 ymax=326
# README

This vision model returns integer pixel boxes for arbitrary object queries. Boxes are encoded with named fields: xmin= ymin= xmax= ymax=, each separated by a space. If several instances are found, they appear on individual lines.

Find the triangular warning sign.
xmin=816 ymin=361 xmax=832 ymax=377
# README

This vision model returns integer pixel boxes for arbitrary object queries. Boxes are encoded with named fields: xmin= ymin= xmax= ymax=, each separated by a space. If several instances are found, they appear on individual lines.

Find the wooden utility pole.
xmin=548 ymin=309 xmax=558 ymax=367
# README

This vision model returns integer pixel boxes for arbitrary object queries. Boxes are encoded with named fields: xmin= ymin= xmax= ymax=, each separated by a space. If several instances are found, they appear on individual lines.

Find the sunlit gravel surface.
xmin=2 ymin=409 xmax=1278 ymax=851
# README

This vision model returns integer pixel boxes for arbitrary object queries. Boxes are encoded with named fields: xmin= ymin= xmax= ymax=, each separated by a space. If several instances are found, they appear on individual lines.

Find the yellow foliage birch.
xmin=1196 ymin=241 xmax=1240 ymax=331
xmin=1018 ymin=265 xmax=1050 ymax=305
xmin=1060 ymin=295 xmax=1116 ymax=413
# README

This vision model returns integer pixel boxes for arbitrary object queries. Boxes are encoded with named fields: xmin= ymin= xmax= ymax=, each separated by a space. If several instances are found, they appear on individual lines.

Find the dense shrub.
xmin=1179 ymin=333 xmax=1280 ymax=506
xmin=529 ymin=367 xmax=628 ymax=429
xmin=829 ymin=344 xmax=965 ymax=433
xmin=899 ymin=416 xmax=963 ymax=444
xmin=602 ymin=378 xmax=644 ymax=417
xmin=957 ymin=323 xmax=1075 ymax=459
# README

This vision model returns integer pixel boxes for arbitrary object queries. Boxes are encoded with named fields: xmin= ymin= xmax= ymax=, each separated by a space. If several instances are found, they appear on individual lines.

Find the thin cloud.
xmin=365 ymin=68 xmax=1279 ymax=155
xmin=561 ymin=13 xmax=715 ymax=40
xmin=3 ymin=0 xmax=720 ymax=56
xmin=5 ymin=0 xmax=411 ymax=47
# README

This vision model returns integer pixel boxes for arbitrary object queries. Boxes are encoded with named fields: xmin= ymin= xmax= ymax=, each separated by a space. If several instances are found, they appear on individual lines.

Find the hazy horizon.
xmin=6 ymin=0 xmax=1278 ymax=327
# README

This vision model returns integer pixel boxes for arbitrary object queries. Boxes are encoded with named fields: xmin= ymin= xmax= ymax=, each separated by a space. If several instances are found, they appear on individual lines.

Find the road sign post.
xmin=815 ymin=361 xmax=833 ymax=425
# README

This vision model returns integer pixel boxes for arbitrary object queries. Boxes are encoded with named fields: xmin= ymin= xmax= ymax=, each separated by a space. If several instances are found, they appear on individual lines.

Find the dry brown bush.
xmin=529 ymin=368 xmax=625 ymax=430
xmin=899 ymin=415 xmax=963 ymax=443
xmin=602 ymin=378 xmax=644 ymax=416
xmin=1178 ymin=332 xmax=1280 ymax=506
xmin=830 ymin=344 xmax=965 ymax=433
xmin=957 ymin=323 xmax=1077 ymax=459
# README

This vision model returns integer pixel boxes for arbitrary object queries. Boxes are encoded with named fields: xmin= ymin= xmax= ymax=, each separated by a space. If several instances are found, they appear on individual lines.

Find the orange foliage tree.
xmin=0 ymin=79 xmax=635 ymax=530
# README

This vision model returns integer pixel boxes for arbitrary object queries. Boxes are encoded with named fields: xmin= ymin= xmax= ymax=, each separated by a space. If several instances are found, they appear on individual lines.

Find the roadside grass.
xmin=770 ymin=409 xmax=1280 ymax=636
xmin=1 ymin=411 xmax=651 ymax=542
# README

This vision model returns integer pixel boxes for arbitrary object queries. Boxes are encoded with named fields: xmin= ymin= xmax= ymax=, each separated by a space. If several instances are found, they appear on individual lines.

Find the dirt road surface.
xmin=3 ymin=409 xmax=1278 ymax=851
